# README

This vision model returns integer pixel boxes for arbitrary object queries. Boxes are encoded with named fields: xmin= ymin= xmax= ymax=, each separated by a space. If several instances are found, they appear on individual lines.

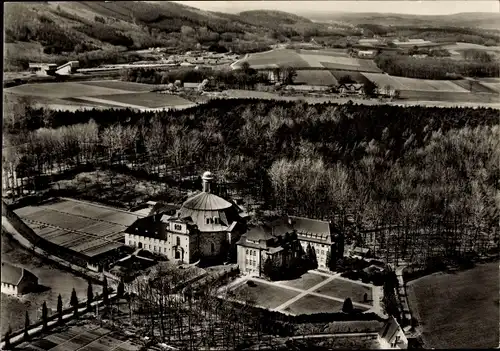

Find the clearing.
xmin=406 ymin=261 xmax=499 ymax=349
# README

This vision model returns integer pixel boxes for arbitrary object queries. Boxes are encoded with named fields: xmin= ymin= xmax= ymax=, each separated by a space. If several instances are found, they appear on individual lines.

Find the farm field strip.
xmin=294 ymin=70 xmax=338 ymax=86
xmin=298 ymin=54 xmax=362 ymax=68
xmin=362 ymin=73 xmax=472 ymax=92
xmin=478 ymin=82 xmax=500 ymax=93
xmin=79 ymin=92 xmax=195 ymax=109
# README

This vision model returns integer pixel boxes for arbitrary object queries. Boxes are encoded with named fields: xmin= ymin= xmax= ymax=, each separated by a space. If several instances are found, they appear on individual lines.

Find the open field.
xmin=13 ymin=198 xmax=140 ymax=258
xmin=314 ymin=278 xmax=373 ymax=305
xmin=14 ymin=321 xmax=141 ymax=351
xmin=5 ymin=80 xmax=195 ymax=110
xmin=233 ymin=48 xmax=381 ymax=72
xmin=294 ymin=70 xmax=338 ymax=86
xmin=81 ymin=92 xmax=194 ymax=108
xmin=451 ymin=79 xmax=499 ymax=93
xmin=362 ymin=73 xmax=470 ymax=92
xmin=407 ymin=261 xmax=499 ymax=349
xmin=4 ymin=82 xmax=137 ymax=99
xmin=1 ymin=233 xmax=103 ymax=334
xmin=77 ymin=80 xmax=155 ymax=92
xmin=330 ymin=70 xmax=370 ymax=84
xmin=478 ymin=82 xmax=500 ymax=93
xmin=282 ymin=294 xmax=344 ymax=315
xmin=398 ymin=90 xmax=499 ymax=103
xmin=233 ymin=280 xmax=300 ymax=309
xmin=277 ymin=272 xmax=327 ymax=290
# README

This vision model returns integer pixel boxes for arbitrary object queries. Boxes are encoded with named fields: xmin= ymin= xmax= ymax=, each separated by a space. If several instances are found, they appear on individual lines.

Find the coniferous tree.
xmin=117 ymin=278 xmax=125 ymax=299
xmin=24 ymin=311 xmax=30 ymax=340
xmin=342 ymin=297 xmax=353 ymax=313
xmin=42 ymin=301 xmax=48 ymax=330
xmin=70 ymin=288 xmax=79 ymax=317
xmin=87 ymin=280 xmax=93 ymax=311
xmin=4 ymin=325 xmax=12 ymax=349
xmin=103 ymin=276 xmax=109 ymax=307
xmin=57 ymin=294 xmax=63 ymax=322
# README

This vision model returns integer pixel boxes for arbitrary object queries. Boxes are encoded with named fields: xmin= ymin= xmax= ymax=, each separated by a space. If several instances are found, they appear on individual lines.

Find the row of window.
xmin=129 ymin=236 xmax=182 ymax=246
xmin=165 ymin=223 xmax=183 ymax=231
xmin=245 ymin=259 xmax=258 ymax=266
xmin=129 ymin=241 xmax=168 ymax=253
xmin=245 ymin=249 xmax=257 ymax=256
xmin=206 ymin=217 xmax=220 ymax=225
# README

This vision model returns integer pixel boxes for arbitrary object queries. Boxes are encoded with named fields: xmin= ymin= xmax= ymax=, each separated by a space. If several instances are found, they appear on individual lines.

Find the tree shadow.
xmin=23 ymin=284 xmax=51 ymax=294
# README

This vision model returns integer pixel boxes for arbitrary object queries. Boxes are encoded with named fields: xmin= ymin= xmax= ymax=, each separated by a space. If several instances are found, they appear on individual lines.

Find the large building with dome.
xmin=124 ymin=171 xmax=249 ymax=263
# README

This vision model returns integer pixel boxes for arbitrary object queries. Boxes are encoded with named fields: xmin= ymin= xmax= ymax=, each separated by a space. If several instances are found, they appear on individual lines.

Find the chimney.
xmin=201 ymin=171 xmax=214 ymax=193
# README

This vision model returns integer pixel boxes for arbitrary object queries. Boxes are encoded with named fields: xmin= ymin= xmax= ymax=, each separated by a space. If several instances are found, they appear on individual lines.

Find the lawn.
xmin=294 ymin=70 xmax=338 ymax=86
xmin=314 ymin=278 xmax=372 ymax=305
xmin=282 ymin=294 xmax=344 ymax=315
xmin=1 ymin=233 xmax=102 ymax=334
xmin=406 ymin=261 xmax=499 ymax=349
xmin=92 ymin=92 xmax=194 ymax=108
xmin=78 ymin=80 xmax=154 ymax=92
xmin=232 ymin=280 xmax=300 ymax=309
xmin=277 ymin=272 xmax=327 ymax=290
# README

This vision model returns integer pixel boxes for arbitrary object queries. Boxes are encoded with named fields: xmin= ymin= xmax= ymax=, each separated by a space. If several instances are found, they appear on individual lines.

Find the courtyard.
xmin=230 ymin=271 xmax=378 ymax=316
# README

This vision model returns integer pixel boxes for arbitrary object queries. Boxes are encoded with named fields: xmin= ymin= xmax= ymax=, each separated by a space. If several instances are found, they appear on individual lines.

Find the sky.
xmin=174 ymin=1 xmax=500 ymax=16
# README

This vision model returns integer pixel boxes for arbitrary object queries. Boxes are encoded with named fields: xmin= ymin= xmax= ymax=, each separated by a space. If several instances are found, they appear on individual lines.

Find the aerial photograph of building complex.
xmin=2 ymin=0 xmax=499 ymax=350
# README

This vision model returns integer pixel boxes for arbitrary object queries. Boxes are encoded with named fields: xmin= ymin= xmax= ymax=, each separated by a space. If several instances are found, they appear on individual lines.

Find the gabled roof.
xmin=289 ymin=216 xmax=332 ymax=236
xmin=245 ymin=225 xmax=275 ymax=242
xmin=1 ymin=262 xmax=36 ymax=286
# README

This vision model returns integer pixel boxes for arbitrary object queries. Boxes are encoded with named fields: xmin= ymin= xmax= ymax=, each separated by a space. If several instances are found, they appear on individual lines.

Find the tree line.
xmin=3 ymin=99 xmax=499 ymax=268
xmin=375 ymin=54 xmax=500 ymax=79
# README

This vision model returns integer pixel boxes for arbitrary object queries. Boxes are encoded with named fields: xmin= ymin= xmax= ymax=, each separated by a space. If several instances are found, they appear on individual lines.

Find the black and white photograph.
xmin=2 ymin=0 xmax=499 ymax=349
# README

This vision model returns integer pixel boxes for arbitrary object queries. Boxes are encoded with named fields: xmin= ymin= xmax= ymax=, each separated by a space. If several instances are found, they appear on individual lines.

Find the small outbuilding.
xmin=1 ymin=262 xmax=38 ymax=296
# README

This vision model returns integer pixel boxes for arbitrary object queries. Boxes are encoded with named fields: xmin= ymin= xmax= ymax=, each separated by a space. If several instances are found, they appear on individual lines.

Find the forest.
xmin=3 ymin=98 xmax=499 ymax=269
xmin=375 ymin=54 xmax=500 ymax=79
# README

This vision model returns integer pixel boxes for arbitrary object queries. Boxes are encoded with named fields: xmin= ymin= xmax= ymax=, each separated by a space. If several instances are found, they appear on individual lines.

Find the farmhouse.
xmin=125 ymin=171 xmax=249 ymax=263
xmin=338 ymin=83 xmax=364 ymax=95
xmin=358 ymin=50 xmax=376 ymax=58
xmin=1 ymin=262 xmax=38 ymax=296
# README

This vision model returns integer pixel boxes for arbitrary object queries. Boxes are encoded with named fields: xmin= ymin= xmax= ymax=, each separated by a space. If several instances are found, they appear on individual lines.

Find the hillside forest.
xmin=4 ymin=2 xmax=500 ymax=72
xmin=3 ymin=98 xmax=499 ymax=269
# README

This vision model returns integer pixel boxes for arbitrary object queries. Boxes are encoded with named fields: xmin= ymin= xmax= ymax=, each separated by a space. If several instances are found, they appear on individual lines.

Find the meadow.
xmin=361 ymin=73 xmax=469 ymax=92
xmin=406 ymin=261 xmax=499 ymax=349
xmin=233 ymin=48 xmax=381 ymax=72
xmin=86 ymin=92 xmax=194 ymax=108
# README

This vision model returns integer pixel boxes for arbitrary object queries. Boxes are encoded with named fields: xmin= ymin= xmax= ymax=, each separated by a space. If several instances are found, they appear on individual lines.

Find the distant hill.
xmin=306 ymin=11 xmax=500 ymax=30
xmin=4 ymin=1 xmax=333 ymax=71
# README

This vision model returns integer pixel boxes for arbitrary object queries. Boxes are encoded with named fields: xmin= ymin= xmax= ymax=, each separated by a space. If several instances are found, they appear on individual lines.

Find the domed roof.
xmin=202 ymin=171 xmax=214 ymax=180
xmin=182 ymin=192 xmax=232 ymax=211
